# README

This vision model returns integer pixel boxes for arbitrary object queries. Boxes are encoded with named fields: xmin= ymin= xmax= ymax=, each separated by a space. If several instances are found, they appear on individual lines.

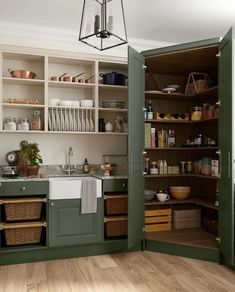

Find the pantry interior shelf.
xmin=145 ymin=198 xmax=218 ymax=210
xmin=2 ymin=77 xmax=45 ymax=86
xmin=145 ymin=117 xmax=218 ymax=124
xmin=99 ymin=84 xmax=128 ymax=91
xmin=2 ymin=103 xmax=45 ymax=109
xmin=145 ymin=86 xmax=218 ymax=101
xmin=145 ymin=174 xmax=219 ymax=180
xmin=145 ymin=147 xmax=219 ymax=151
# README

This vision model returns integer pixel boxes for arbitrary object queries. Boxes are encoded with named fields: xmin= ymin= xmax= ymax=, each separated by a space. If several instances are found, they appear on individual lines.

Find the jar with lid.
xmin=191 ymin=106 xmax=202 ymax=121
xmin=18 ymin=118 xmax=30 ymax=131
xmin=114 ymin=116 xmax=124 ymax=133
xmin=180 ymin=161 xmax=186 ymax=174
xmin=208 ymin=105 xmax=215 ymax=119
xmin=150 ymin=161 xmax=158 ymax=174
xmin=202 ymin=103 xmax=209 ymax=120
xmin=31 ymin=110 xmax=42 ymax=131
xmin=4 ymin=117 xmax=16 ymax=131
xmin=186 ymin=161 xmax=193 ymax=174
xmin=145 ymin=157 xmax=150 ymax=174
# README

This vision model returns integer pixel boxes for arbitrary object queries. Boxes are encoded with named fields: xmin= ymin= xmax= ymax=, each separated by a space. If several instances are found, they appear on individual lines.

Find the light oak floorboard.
xmin=0 ymin=251 xmax=235 ymax=292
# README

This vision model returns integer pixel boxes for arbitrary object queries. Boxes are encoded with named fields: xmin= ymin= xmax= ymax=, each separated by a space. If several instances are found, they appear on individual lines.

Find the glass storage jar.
xmin=4 ymin=117 xmax=16 ymax=131
xmin=202 ymin=103 xmax=209 ymax=120
xmin=208 ymin=105 xmax=215 ymax=119
xmin=18 ymin=118 xmax=30 ymax=131
xmin=31 ymin=110 xmax=42 ymax=130
xmin=191 ymin=106 xmax=202 ymax=121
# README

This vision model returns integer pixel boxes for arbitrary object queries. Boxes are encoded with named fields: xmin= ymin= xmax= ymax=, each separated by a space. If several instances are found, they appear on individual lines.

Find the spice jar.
xmin=208 ymin=105 xmax=215 ymax=119
xmin=186 ymin=161 xmax=193 ymax=174
xmin=31 ymin=110 xmax=42 ymax=130
xmin=180 ymin=161 xmax=186 ymax=174
xmin=4 ymin=117 xmax=16 ymax=131
xmin=202 ymin=103 xmax=209 ymax=120
xmin=18 ymin=118 xmax=30 ymax=131
xmin=191 ymin=106 xmax=202 ymax=121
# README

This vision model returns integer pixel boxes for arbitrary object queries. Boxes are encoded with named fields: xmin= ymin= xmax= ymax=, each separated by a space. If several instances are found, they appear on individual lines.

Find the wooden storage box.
xmin=1 ymin=221 xmax=46 ymax=246
xmin=105 ymin=217 xmax=128 ymax=237
xmin=1 ymin=197 xmax=46 ymax=222
xmin=145 ymin=208 xmax=172 ymax=232
xmin=104 ymin=194 xmax=128 ymax=215
xmin=173 ymin=207 xmax=201 ymax=229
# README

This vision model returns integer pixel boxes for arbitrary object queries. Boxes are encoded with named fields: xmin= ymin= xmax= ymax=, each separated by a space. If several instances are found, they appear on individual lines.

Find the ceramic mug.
xmin=156 ymin=192 xmax=170 ymax=202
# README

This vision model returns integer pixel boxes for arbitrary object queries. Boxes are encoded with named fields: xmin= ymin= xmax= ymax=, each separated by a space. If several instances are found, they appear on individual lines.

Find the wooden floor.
xmin=0 ymin=251 xmax=235 ymax=292
xmin=146 ymin=228 xmax=218 ymax=249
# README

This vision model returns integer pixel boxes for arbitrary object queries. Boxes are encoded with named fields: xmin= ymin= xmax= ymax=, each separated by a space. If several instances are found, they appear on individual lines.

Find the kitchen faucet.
xmin=68 ymin=146 xmax=73 ymax=175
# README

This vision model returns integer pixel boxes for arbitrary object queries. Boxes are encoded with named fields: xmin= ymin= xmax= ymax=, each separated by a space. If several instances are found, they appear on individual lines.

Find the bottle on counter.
xmin=159 ymin=160 xmax=164 ymax=175
xmin=163 ymin=160 xmax=168 ymax=174
xmin=83 ymin=158 xmax=90 ymax=174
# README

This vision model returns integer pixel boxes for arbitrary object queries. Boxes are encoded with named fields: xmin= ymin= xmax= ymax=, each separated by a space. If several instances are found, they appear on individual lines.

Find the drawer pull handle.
xmin=122 ymin=183 xmax=126 ymax=188
xmin=50 ymin=202 xmax=54 ymax=207
xmin=21 ymin=186 xmax=26 ymax=191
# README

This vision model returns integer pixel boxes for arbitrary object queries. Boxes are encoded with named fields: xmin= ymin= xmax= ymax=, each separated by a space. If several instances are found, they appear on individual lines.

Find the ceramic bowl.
xmin=169 ymin=186 xmax=191 ymax=200
xmin=145 ymin=190 xmax=156 ymax=201
xmin=49 ymin=99 xmax=60 ymax=106
xmin=80 ymin=99 xmax=94 ymax=108
xmin=71 ymin=100 xmax=80 ymax=107
xmin=59 ymin=100 xmax=72 ymax=107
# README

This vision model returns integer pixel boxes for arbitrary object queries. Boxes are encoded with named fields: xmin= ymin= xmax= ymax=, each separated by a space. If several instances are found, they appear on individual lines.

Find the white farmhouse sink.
xmin=49 ymin=176 xmax=102 ymax=200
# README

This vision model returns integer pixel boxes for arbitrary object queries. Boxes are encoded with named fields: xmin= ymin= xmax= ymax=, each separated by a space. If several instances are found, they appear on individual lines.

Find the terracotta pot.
xmin=26 ymin=165 xmax=39 ymax=177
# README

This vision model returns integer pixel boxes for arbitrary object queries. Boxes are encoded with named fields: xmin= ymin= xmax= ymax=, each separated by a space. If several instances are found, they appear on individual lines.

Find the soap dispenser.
xmin=83 ymin=158 xmax=90 ymax=174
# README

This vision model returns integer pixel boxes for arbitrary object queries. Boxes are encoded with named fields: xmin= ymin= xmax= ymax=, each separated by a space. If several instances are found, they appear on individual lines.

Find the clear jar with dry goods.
xmin=186 ymin=161 xmax=193 ymax=174
xmin=191 ymin=106 xmax=202 ymax=121
xmin=31 ymin=110 xmax=43 ymax=131
xmin=208 ymin=105 xmax=215 ymax=119
xmin=202 ymin=103 xmax=209 ymax=120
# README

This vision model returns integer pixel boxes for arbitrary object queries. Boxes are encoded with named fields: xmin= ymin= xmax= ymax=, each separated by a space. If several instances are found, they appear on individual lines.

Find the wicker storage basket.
xmin=104 ymin=195 xmax=128 ymax=215
xmin=105 ymin=217 xmax=128 ymax=237
xmin=185 ymin=72 xmax=209 ymax=95
xmin=2 ymin=221 xmax=46 ymax=246
xmin=1 ymin=197 xmax=46 ymax=222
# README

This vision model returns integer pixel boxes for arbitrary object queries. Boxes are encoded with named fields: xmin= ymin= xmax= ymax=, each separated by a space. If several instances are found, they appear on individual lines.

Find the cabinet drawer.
xmin=0 ymin=181 xmax=48 ymax=196
xmin=103 ymin=179 xmax=128 ymax=193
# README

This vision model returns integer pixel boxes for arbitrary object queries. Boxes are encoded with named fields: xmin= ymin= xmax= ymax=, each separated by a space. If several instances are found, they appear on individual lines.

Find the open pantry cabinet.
xmin=128 ymin=27 xmax=235 ymax=269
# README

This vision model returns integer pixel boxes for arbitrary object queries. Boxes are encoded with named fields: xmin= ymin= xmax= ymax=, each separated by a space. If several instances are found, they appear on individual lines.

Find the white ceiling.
xmin=0 ymin=0 xmax=235 ymax=44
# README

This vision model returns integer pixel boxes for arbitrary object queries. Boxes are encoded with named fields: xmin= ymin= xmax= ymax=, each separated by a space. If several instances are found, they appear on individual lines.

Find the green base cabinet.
xmin=49 ymin=198 xmax=104 ymax=247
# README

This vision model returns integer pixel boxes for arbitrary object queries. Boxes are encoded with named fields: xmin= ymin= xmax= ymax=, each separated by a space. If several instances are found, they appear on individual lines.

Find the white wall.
xmin=0 ymin=133 xmax=127 ymax=165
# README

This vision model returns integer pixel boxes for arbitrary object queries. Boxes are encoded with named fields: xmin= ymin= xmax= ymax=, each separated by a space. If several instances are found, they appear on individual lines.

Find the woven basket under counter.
xmin=104 ymin=217 xmax=128 ymax=237
xmin=1 ymin=197 xmax=47 ymax=222
xmin=104 ymin=194 xmax=128 ymax=215
xmin=1 ymin=221 xmax=47 ymax=246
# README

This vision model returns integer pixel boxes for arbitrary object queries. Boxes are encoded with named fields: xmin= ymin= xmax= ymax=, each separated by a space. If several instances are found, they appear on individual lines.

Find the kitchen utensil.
xmin=78 ymin=75 xmax=95 ymax=83
xmin=100 ymin=163 xmax=113 ymax=176
xmin=80 ymin=99 xmax=94 ymax=108
xmin=48 ymin=98 xmax=60 ymax=106
xmin=85 ymin=109 xmax=90 ymax=132
xmin=8 ymin=69 xmax=37 ymax=79
xmin=162 ymin=87 xmax=176 ymax=93
xmin=63 ymin=72 xmax=84 ymax=82
xmin=99 ymin=72 xmax=127 ymax=86
xmin=156 ymin=192 xmax=170 ymax=202
xmin=144 ymin=190 xmax=156 ymax=201
xmin=169 ymin=186 xmax=191 ymax=200
xmin=89 ymin=110 xmax=94 ymax=132
xmin=77 ymin=109 xmax=81 ymax=131
xmin=50 ymin=72 xmax=67 ymax=81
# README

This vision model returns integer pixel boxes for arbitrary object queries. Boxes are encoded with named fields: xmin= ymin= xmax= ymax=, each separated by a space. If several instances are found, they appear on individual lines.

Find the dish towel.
xmin=81 ymin=179 xmax=97 ymax=214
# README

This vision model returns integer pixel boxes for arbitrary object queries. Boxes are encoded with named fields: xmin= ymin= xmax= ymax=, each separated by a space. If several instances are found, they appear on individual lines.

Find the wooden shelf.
xmin=99 ymin=84 xmax=128 ymax=91
xmin=2 ymin=103 xmax=45 ymax=109
xmin=104 ymin=216 xmax=127 ymax=222
xmin=48 ymin=105 xmax=95 ymax=110
xmin=145 ymin=117 xmax=218 ymax=124
xmin=145 ymin=147 xmax=219 ymax=151
xmin=2 ymin=77 xmax=44 ymax=86
xmin=145 ymin=198 xmax=218 ymax=210
xmin=0 ymin=130 xmax=128 ymax=136
xmin=145 ymin=174 xmax=218 ymax=180
xmin=99 ymin=108 xmax=128 ymax=113
xmin=48 ymin=80 xmax=95 ymax=89
xmin=104 ymin=194 xmax=127 ymax=199
xmin=145 ymin=86 xmax=218 ymax=101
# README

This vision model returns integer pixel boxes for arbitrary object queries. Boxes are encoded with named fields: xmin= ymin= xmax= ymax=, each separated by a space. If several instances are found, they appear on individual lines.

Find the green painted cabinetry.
xmin=49 ymin=198 xmax=104 ymax=247
xmin=103 ymin=179 xmax=127 ymax=192
xmin=0 ymin=181 xmax=48 ymax=196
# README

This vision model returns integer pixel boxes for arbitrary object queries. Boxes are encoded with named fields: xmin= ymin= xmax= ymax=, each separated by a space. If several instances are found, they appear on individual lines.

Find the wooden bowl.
xmin=169 ymin=186 xmax=191 ymax=200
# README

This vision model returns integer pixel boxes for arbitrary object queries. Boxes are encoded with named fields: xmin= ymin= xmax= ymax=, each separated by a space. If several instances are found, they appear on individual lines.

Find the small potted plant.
xmin=21 ymin=142 xmax=43 ymax=176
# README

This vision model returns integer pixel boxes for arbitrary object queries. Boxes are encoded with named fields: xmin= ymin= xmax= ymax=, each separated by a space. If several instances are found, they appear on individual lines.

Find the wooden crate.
xmin=145 ymin=207 xmax=172 ymax=233
xmin=173 ymin=207 xmax=201 ymax=229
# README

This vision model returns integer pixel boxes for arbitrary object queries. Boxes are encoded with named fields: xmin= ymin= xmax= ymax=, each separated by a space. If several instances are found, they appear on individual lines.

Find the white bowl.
xmin=59 ymin=100 xmax=72 ymax=107
xmin=80 ymin=99 xmax=93 ymax=108
xmin=71 ymin=100 xmax=80 ymax=107
xmin=49 ymin=99 xmax=60 ymax=106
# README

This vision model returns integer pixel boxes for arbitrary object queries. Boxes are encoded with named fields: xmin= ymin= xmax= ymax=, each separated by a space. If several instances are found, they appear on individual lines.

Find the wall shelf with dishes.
xmin=0 ymin=50 xmax=128 ymax=135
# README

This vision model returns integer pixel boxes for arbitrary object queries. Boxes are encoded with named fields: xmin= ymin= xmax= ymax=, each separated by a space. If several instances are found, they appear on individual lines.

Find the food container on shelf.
xmin=80 ymin=99 xmax=93 ymax=107
xmin=208 ymin=105 xmax=215 ymax=119
xmin=48 ymin=99 xmax=60 ymax=106
xmin=202 ymin=103 xmax=210 ymax=119
xmin=31 ymin=110 xmax=43 ymax=131
xmin=201 ymin=157 xmax=212 ymax=175
xmin=4 ymin=117 xmax=17 ymax=131
xmin=17 ymin=118 xmax=30 ymax=131
xmin=191 ymin=106 xmax=202 ymax=121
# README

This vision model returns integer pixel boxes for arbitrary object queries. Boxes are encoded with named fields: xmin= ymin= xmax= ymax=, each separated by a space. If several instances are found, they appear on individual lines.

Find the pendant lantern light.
xmin=79 ymin=0 xmax=128 ymax=51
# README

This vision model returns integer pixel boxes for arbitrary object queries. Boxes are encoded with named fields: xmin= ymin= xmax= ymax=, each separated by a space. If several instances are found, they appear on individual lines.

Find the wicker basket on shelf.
xmin=105 ymin=217 xmax=128 ymax=237
xmin=185 ymin=72 xmax=210 ymax=95
xmin=105 ymin=195 xmax=128 ymax=215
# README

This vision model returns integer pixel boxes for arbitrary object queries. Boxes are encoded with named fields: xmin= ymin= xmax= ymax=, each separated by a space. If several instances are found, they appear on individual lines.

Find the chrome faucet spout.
xmin=68 ymin=146 xmax=73 ymax=175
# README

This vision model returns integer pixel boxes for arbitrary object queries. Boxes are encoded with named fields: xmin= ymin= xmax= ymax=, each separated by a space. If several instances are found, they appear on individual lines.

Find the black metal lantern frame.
xmin=79 ymin=0 xmax=128 ymax=51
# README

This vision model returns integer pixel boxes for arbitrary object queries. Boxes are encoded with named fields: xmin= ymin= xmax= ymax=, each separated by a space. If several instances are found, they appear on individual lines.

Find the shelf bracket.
xmin=216 ymin=52 xmax=221 ymax=58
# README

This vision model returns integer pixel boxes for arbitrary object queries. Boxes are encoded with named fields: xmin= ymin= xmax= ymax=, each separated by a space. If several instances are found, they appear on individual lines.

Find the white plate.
xmin=48 ymin=110 xmax=52 ymax=131
xmin=162 ymin=87 xmax=176 ymax=94
xmin=77 ymin=109 xmax=81 ymax=131
xmin=167 ymin=84 xmax=180 ymax=89
xmin=56 ymin=108 xmax=61 ymax=131
xmin=60 ymin=108 xmax=64 ymax=131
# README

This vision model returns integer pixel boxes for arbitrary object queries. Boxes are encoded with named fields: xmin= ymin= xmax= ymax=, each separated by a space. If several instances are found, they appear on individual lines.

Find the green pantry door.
xmin=128 ymin=28 xmax=235 ymax=268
